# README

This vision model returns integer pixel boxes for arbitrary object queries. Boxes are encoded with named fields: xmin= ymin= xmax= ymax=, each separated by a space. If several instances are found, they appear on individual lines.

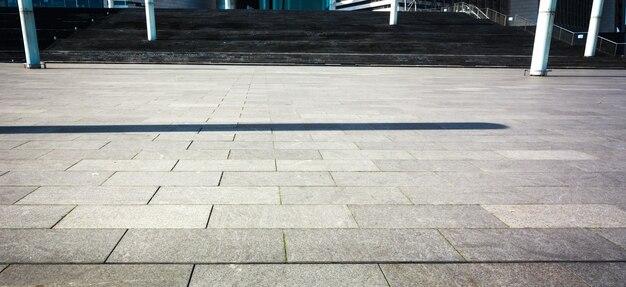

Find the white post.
xmin=18 ymin=0 xmax=41 ymax=69
xmin=145 ymin=0 xmax=156 ymax=41
xmin=529 ymin=0 xmax=557 ymax=76
xmin=329 ymin=0 xmax=335 ymax=10
xmin=260 ymin=0 xmax=269 ymax=10
xmin=389 ymin=0 xmax=398 ymax=25
xmin=584 ymin=0 xmax=604 ymax=57
xmin=107 ymin=0 xmax=114 ymax=8
xmin=224 ymin=0 xmax=231 ymax=9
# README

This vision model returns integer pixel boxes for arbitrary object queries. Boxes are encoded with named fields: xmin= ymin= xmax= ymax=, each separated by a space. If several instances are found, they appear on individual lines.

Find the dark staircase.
xmin=1 ymin=8 xmax=624 ymax=67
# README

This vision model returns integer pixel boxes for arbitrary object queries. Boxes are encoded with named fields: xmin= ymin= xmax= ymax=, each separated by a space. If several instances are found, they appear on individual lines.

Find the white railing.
xmin=336 ymin=0 xmax=439 ymax=12
xmin=451 ymin=2 xmax=624 ymax=56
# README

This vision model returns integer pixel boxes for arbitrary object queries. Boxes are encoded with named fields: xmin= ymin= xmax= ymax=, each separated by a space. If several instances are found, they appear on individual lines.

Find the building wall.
xmin=508 ymin=0 xmax=539 ymax=23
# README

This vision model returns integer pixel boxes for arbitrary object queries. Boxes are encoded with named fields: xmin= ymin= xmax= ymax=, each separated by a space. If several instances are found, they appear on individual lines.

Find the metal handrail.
xmin=450 ymin=2 xmax=624 ymax=56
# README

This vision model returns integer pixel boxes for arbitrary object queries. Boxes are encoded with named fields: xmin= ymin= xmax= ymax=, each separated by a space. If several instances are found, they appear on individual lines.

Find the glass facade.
xmin=0 ymin=0 xmax=104 ymax=8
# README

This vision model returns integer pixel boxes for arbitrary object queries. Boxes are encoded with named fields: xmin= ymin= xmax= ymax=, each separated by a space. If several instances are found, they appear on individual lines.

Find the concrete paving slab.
xmin=190 ymin=264 xmax=388 ymax=286
xmin=441 ymin=228 xmax=626 ymax=261
xmin=68 ymin=160 xmax=177 ymax=171
xmin=220 ymin=172 xmax=335 ymax=186
xmin=320 ymin=150 xmax=414 ymax=160
xmin=0 ymin=264 xmax=192 ymax=286
xmin=592 ymin=228 xmax=626 ymax=249
xmin=277 ymin=160 xmax=378 ymax=171
xmin=228 ymin=149 xmax=322 ymax=160
xmin=103 ymin=172 xmax=221 ymax=186
xmin=0 ymin=150 xmax=51 ymax=160
xmin=133 ymin=150 xmax=230 ymax=160
xmin=0 ymin=160 xmax=77 ymax=171
xmin=0 ymin=171 xmax=113 ymax=186
xmin=108 ymin=229 xmax=284 ymax=263
xmin=15 ymin=140 xmax=109 ymax=150
xmin=495 ymin=150 xmax=596 ymax=160
xmin=373 ymin=160 xmax=478 ymax=172
xmin=380 ymin=263 xmax=588 ymax=287
xmin=55 ymin=205 xmax=212 ymax=228
xmin=561 ymin=263 xmax=626 ymax=287
xmin=482 ymin=204 xmax=626 ymax=228
xmin=149 ymin=186 xmax=279 ymax=204
xmin=285 ymin=229 xmax=462 ymax=262
xmin=174 ymin=160 xmax=276 ymax=171
xmin=208 ymin=205 xmax=357 ymax=228
xmin=274 ymin=142 xmax=359 ymax=150
xmin=16 ymin=186 xmax=157 ymax=205
xmin=280 ymin=187 xmax=411 ymax=204
xmin=350 ymin=205 xmax=507 ymax=228
xmin=331 ymin=172 xmax=446 ymax=186
xmin=0 ymin=186 xmax=37 ymax=204
xmin=0 ymin=229 xmax=125 ymax=263
xmin=0 ymin=205 xmax=74 ymax=228
xmin=39 ymin=149 xmax=139 ymax=160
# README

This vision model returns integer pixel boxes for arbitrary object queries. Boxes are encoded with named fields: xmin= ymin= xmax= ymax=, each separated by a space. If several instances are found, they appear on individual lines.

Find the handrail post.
xmin=584 ymin=0 xmax=604 ymax=57
xmin=529 ymin=0 xmax=556 ymax=76
xmin=18 ymin=0 xmax=41 ymax=69
xmin=390 ymin=0 xmax=398 ymax=25
xmin=145 ymin=0 xmax=156 ymax=41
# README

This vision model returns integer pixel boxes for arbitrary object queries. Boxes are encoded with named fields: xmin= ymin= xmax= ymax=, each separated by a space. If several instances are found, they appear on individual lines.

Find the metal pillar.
xmin=529 ymin=0 xmax=557 ymax=76
xmin=329 ymin=0 xmax=336 ymax=10
xmin=145 ymin=0 xmax=156 ymax=41
xmin=260 ymin=0 xmax=269 ymax=10
xmin=584 ymin=0 xmax=604 ymax=57
xmin=18 ymin=0 xmax=41 ymax=69
xmin=107 ymin=0 xmax=114 ymax=8
xmin=389 ymin=0 xmax=398 ymax=25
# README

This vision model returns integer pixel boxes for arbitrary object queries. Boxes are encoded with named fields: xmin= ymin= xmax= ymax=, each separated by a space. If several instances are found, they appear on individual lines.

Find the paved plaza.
xmin=0 ymin=63 xmax=624 ymax=286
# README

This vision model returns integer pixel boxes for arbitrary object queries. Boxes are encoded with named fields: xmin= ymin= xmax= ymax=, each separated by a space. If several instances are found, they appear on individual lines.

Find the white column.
xmin=529 ymin=0 xmax=557 ymax=76
xmin=107 ymin=0 xmax=114 ymax=8
xmin=18 ymin=0 xmax=41 ymax=69
xmin=389 ymin=0 xmax=398 ymax=25
xmin=224 ymin=0 xmax=231 ymax=9
xmin=329 ymin=0 xmax=336 ymax=10
xmin=145 ymin=0 xmax=156 ymax=41
xmin=584 ymin=0 xmax=604 ymax=57
xmin=260 ymin=0 xmax=269 ymax=10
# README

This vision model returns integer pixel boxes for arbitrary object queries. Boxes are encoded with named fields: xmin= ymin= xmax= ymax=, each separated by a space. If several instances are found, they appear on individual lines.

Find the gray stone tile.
xmin=190 ymin=264 xmax=388 ymax=287
xmin=174 ymin=160 xmax=276 ymax=171
xmin=280 ymin=187 xmax=411 ymax=204
xmin=399 ymin=185 xmax=535 ymax=204
xmin=39 ymin=149 xmax=138 ymax=160
xmin=549 ymin=172 xmax=624 ymax=187
xmin=0 ymin=150 xmax=51 ymax=160
xmin=381 ymin=263 xmax=588 ymax=287
xmin=0 ymin=160 xmax=77 ymax=171
xmin=592 ymin=228 xmax=626 ymax=249
xmin=16 ymin=140 xmax=109 ymax=150
xmin=482 ymin=204 xmax=626 ymax=228
xmin=220 ymin=172 xmax=335 ymax=186
xmin=0 ymin=141 xmax=25 ymax=149
xmin=208 ymin=205 xmax=357 ymax=228
xmin=331 ymin=172 xmax=446 ymax=186
xmin=285 ymin=229 xmax=462 ymax=262
xmin=190 ymin=141 xmax=273 ymax=150
xmin=374 ymin=160 xmax=478 ymax=172
xmin=17 ymin=186 xmax=157 ymax=205
xmin=0 ymin=205 xmax=74 ymax=228
xmin=68 ymin=160 xmax=177 ymax=171
xmin=561 ymin=263 xmax=626 ymax=287
xmin=133 ymin=150 xmax=229 ymax=160
xmin=108 ymin=229 xmax=284 ymax=263
xmin=55 ymin=205 xmax=212 ymax=228
xmin=409 ymin=151 xmax=505 ymax=160
xmin=321 ymin=150 xmax=413 ymax=160
xmin=441 ymin=228 xmax=626 ymax=261
xmin=103 ymin=172 xmax=221 ymax=186
xmin=350 ymin=205 xmax=506 ymax=228
xmin=441 ymin=172 xmax=564 ymax=187
xmin=0 ymin=264 xmax=192 ymax=286
xmin=274 ymin=142 xmax=359 ymax=150
xmin=0 ymin=186 xmax=37 ymax=204
xmin=277 ymin=160 xmax=378 ymax=171
xmin=470 ymin=160 xmax=583 ymax=173
xmin=150 ymin=186 xmax=279 ymax=204
xmin=0 ymin=229 xmax=125 ymax=263
xmin=0 ymin=171 xmax=113 ymax=186
xmin=228 ymin=149 xmax=322 ymax=160
xmin=495 ymin=150 xmax=596 ymax=160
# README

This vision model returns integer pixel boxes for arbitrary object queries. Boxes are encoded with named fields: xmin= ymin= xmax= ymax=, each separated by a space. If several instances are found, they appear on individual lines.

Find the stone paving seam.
xmin=146 ymin=186 xmax=161 ymax=205
xmin=377 ymin=263 xmax=392 ymax=287
xmin=99 ymin=171 xmax=117 ymax=186
xmin=588 ymin=228 xmax=626 ymax=252
xmin=98 ymin=141 xmax=111 ymax=149
xmin=205 ymin=205 xmax=214 ymax=229
xmin=63 ymin=159 xmax=82 ymax=171
xmin=170 ymin=160 xmax=180 ymax=171
xmin=282 ymin=229 xmax=289 ymax=263
xmin=436 ymin=229 xmax=468 ymax=261
xmin=186 ymin=264 xmax=196 ymax=287
xmin=104 ymin=229 xmax=129 ymax=263
xmin=11 ymin=186 xmax=41 ymax=205
xmin=49 ymin=205 xmax=77 ymax=229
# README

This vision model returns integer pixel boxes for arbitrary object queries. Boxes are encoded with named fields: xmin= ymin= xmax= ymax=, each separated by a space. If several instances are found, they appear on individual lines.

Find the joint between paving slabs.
xmin=217 ymin=172 xmax=224 ymax=186
xmin=64 ymin=159 xmax=82 ymax=171
xmin=204 ymin=205 xmax=214 ymax=228
xmin=0 ymin=171 xmax=9 ymax=177
xmin=186 ymin=264 xmax=196 ymax=287
xmin=437 ymin=229 xmax=468 ymax=261
xmin=12 ymin=186 xmax=41 ymax=204
xmin=104 ymin=229 xmax=129 ymax=263
xmin=282 ymin=229 xmax=288 ymax=263
xmin=377 ymin=264 xmax=392 ymax=287
xmin=278 ymin=186 xmax=283 ymax=205
xmin=99 ymin=171 xmax=117 ymax=186
xmin=345 ymin=205 xmax=360 ymax=228
xmin=146 ymin=186 xmax=161 ymax=205
xmin=50 ymin=205 xmax=77 ymax=229
xmin=479 ymin=205 xmax=511 ymax=228
xmin=170 ymin=160 xmax=180 ymax=171
xmin=586 ymin=227 xmax=626 ymax=251
xmin=186 ymin=141 xmax=194 ymax=150
xmin=99 ymin=141 xmax=111 ymax=150
xmin=152 ymin=134 xmax=160 ymax=141
xmin=10 ymin=140 xmax=30 ymax=149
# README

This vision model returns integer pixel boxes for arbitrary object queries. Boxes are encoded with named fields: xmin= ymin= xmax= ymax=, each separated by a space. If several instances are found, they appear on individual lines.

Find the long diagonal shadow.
xmin=0 ymin=123 xmax=508 ymax=134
